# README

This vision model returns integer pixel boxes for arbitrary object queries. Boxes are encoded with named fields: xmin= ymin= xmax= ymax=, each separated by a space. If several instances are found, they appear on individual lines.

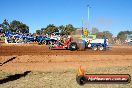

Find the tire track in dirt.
xmin=0 ymin=45 xmax=132 ymax=55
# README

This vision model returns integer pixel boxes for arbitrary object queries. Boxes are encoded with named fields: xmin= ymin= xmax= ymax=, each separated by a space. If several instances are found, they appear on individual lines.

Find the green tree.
xmin=65 ymin=24 xmax=75 ymax=35
xmin=59 ymin=24 xmax=75 ymax=35
xmin=1 ymin=19 xmax=10 ymax=33
xmin=36 ymin=30 xmax=42 ymax=35
xmin=91 ymin=28 xmax=113 ymax=39
xmin=91 ymin=27 xmax=99 ymax=35
xmin=41 ymin=24 xmax=75 ymax=35
xmin=10 ymin=20 xmax=29 ymax=33
xmin=43 ymin=24 xmax=58 ymax=34
xmin=0 ymin=19 xmax=29 ymax=33
xmin=96 ymin=32 xmax=104 ymax=38
xmin=19 ymin=24 xmax=29 ymax=33
xmin=117 ymin=30 xmax=132 ymax=41
xmin=59 ymin=25 xmax=65 ymax=35
xmin=0 ymin=24 xmax=2 ymax=33
xmin=103 ymin=31 xmax=113 ymax=39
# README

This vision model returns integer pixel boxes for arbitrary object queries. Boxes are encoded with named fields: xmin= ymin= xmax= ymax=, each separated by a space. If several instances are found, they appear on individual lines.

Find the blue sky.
xmin=0 ymin=0 xmax=132 ymax=36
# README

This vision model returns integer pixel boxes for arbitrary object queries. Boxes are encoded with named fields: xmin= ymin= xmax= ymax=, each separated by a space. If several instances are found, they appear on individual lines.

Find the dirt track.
xmin=0 ymin=44 xmax=132 ymax=88
xmin=0 ymin=44 xmax=132 ymax=55
xmin=1 ymin=55 xmax=132 ymax=72
xmin=0 ymin=44 xmax=132 ymax=72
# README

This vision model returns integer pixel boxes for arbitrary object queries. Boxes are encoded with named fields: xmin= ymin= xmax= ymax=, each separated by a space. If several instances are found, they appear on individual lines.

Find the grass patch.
xmin=0 ymin=65 xmax=132 ymax=88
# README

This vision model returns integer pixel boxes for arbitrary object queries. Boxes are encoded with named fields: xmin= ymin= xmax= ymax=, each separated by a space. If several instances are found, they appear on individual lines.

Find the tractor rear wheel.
xmin=69 ymin=42 xmax=77 ymax=51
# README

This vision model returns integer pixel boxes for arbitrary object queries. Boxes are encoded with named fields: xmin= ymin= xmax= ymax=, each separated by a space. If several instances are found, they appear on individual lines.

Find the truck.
xmin=49 ymin=35 xmax=108 ymax=51
xmin=36 ymin=36 xmax=51 ymax=45
xmin=4 ymin=31 xmax=36 ymax=44
xmin=82 ymin=37 xmax=108 ymax=51
xmin=125 ymin=34 xmax=132 ymax=45
xmin=49 ymin=28 xmax=108 ymax=51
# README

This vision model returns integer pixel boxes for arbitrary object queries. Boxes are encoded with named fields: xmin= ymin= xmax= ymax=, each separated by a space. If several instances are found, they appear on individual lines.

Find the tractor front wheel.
xmin=42 ymin=40 xmax=47 ymax=45
xmin=92 ymin=46 xmax=98 ymax=51
xmin=98 ymin=45 xmax=104 ymax=51
xmin=38 ymin=41 xmax=42 ymax=45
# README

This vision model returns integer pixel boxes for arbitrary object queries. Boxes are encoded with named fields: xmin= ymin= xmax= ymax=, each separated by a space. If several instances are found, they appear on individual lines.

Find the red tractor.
xmin=49 ymin=36 xmax=78 ymax=51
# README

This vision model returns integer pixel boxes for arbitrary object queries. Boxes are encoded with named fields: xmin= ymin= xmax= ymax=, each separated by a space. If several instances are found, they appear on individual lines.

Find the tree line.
xmin=117 ymin=31 xmax=132 ymax=42
xmin=36 ymin=24 xmax=76 ymax=35
xmin=0 ymin=19 xmax=131 ymax=42
xmin=91 ymin=27 xmax=113 ymax=39
xmin=0 ymin=19 xmax=29 ymax=34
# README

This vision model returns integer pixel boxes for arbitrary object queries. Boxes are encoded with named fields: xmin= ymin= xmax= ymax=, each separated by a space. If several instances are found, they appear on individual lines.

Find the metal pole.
xmin=87 ymin=4 xmax=91 ymax=33
xmin=82 ymin=17 xmax=84 ymax=37
xmin=87 ymin=5 xmax=90 ymax=23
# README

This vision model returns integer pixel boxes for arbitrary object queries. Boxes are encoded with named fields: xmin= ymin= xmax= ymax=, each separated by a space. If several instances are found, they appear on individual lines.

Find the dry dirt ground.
xmin=0 ymin=44 xmax=132 ymax=88
xmin=0 ymin=44 xmax=132 ymax=55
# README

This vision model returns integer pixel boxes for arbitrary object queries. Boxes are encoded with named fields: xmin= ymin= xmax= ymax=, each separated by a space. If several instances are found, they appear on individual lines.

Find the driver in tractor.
xmin=56 ymin=36 xmax=64 ymax=46
xmin=56 ymin=41 xmax=62 ymax=46
xmin=56 ymin=35 xmax=70 ymax=48
xmin=63 ymin=36 xmax=73 ymax=48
